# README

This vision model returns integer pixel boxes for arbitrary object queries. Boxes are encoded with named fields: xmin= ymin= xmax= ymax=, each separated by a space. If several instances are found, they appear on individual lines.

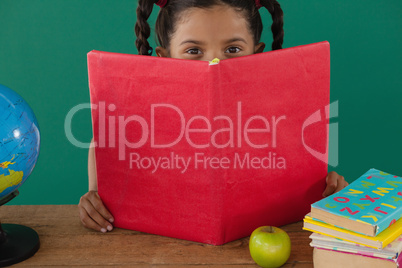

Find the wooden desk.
xmin=1 ymin=205 xmax=313 ymax=267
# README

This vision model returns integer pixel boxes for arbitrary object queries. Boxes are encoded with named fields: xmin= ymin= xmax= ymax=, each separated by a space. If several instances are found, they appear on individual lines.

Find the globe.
xmin=0 ymin=84 xmax=41 ymax=266
xmin=0 ymin=84 xmax=40 ymax=203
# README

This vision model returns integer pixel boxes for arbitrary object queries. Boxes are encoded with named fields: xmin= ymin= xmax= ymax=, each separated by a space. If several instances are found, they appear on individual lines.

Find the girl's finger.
xmin=323 ymin=173 xmax=337 ymax=197
xmin=88 ymin=191 xmax=114 ymax=223
xmin=334 ymin=176 xmax=346 ymax=193
xmin=78 ymin=205 xmax=103 ymax=232
xmin=81 ymin=197 xmax=113 ymax=232
xmin=322 ymin=184 xmax=336 ymax=197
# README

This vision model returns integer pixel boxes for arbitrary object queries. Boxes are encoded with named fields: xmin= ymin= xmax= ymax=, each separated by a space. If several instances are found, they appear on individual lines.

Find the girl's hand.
xmin=322 ymin=171 xmax=348 ymax=197
xmin=78 ymin=190 xmax=114 ymax=233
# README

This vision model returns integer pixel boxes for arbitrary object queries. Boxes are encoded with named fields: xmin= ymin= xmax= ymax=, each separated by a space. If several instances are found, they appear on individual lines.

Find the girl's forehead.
xmin=173 ymin=5 xmax=252 ymax=42
xmin=177 ymin=5 xmax=246 ymax=25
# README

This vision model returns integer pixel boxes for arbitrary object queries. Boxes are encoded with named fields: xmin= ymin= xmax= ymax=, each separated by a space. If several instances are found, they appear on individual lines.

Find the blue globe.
xmin=0 ymin=84 xmax=40 ymax=201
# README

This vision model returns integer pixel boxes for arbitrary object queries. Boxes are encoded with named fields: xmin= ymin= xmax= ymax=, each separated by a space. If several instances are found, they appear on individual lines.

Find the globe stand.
xmin=0 ymin=190 xmax=40 ymax=267
xmin=0 ymin=190 xmax=19 ymax=207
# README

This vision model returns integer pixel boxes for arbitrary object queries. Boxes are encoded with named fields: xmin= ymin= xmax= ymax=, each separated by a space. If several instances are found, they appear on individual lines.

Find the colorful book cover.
xmin=303 ymin=214 xmax=402 ymax=249
xmin=310 ymin=232 xmax=402 ymax=259
xmin=311 ymin=168 xmax=402 ymax=236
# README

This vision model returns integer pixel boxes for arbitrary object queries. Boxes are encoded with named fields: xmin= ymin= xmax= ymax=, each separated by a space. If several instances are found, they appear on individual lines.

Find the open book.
xmin=88 ymin=41 xmax=331 ymax=245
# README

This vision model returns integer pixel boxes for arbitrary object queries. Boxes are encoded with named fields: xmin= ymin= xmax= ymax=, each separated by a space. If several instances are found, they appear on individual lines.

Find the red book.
xmin=88 ymin=41 xmax=330 ymax=245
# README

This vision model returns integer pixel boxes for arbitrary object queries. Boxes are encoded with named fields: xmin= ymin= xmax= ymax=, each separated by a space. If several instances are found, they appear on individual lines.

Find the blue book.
xmin=311 ymin=168 xmax=402 ymax=237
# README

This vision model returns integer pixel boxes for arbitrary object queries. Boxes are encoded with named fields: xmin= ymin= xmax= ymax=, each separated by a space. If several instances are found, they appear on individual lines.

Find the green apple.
xmin=249 ymin=226 xmax=291 ymax=268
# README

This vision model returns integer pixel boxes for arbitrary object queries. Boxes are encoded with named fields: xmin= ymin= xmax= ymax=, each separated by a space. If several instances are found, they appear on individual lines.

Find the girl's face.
xmin=156 ymin=5 xmax=265 ymax=61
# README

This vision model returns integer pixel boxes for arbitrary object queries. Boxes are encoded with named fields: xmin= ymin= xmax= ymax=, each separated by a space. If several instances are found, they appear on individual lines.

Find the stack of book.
xmin=303 ymin=168 xmax=402 ymax=268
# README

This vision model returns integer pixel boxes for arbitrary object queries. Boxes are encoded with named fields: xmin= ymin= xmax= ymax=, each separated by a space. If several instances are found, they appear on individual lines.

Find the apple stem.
xmin=261 ymin=226 xmax=275 ymax=233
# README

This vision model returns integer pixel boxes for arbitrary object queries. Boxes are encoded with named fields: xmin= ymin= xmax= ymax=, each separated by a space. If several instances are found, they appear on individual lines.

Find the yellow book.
xmin=303 ymin=214 xmax=402 ymax=249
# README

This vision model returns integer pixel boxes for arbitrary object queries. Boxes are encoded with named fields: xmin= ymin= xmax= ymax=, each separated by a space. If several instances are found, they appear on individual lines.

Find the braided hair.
xmin=135 ymin=0 xmax=284 ymax=56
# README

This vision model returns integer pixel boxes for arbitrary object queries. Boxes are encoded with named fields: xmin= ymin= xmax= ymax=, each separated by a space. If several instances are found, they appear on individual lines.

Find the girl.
xmin=78 ymin=0 xmax=348 ymax=233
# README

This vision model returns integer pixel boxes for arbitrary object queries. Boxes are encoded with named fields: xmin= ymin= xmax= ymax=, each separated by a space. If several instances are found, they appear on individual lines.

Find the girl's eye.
xmin=226 ymin=47 xmax=241 ymax=53
xmin=186 ymin=48 xmax=202 ymax=55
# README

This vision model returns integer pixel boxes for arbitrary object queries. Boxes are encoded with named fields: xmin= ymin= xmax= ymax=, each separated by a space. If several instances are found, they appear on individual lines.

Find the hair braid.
xmin=135 ymin=0 xmax=155 ymax=55
xmin=261 ymin=0 xmax=284 ymax=50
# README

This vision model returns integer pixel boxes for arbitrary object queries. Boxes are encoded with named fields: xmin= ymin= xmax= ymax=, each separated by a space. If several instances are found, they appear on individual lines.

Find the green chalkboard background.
xmin=1 ymin=0 xmax=401 ymax=205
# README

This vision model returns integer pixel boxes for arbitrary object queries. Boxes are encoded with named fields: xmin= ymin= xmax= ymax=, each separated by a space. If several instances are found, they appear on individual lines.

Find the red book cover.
xmin=88 ymin=41 xmax=330 ymax=245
